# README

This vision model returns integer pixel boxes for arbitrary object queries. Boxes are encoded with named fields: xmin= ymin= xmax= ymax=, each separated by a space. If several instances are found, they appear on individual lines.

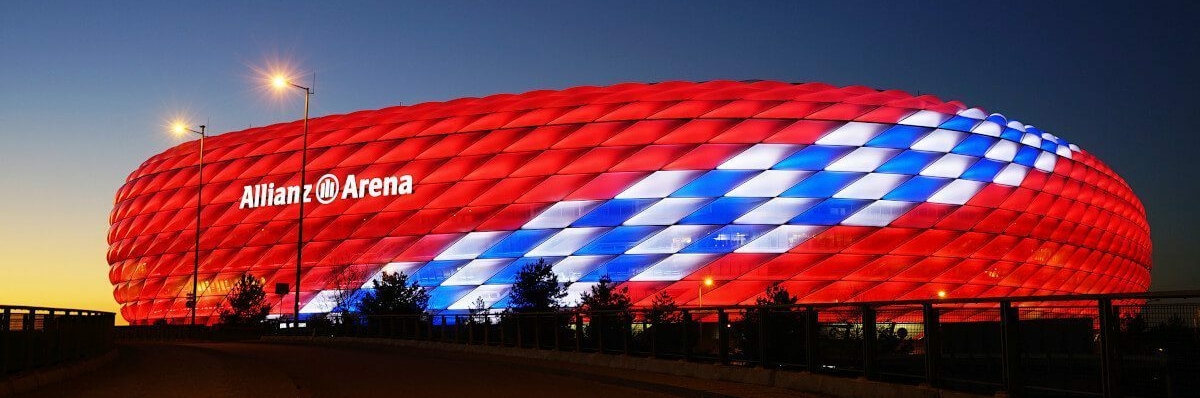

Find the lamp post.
xmin=173 ymin=123 xmax=206 ymax=326
xmin=699 ymin=277 xmax=714 ymax=307
xmin=272 ymin=75 xmax=313 ymax=329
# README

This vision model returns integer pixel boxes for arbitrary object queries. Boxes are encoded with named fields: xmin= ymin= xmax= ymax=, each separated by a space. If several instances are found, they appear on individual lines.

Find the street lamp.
xmin=270 ymin=74 xmax=313 ymax=329
xmin=172 ymin=122 xmax=205 ymax=326
xmin=699 ymin=277 xmax=714 ymax=307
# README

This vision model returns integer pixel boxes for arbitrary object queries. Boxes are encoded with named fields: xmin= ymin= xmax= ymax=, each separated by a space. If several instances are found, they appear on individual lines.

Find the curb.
xmin=0 ymin=349 xmax=119 ymax=397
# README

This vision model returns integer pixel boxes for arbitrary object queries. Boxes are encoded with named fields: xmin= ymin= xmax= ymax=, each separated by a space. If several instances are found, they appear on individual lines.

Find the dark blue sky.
xmin=1 ymin=1 xmax=1197 ymax=309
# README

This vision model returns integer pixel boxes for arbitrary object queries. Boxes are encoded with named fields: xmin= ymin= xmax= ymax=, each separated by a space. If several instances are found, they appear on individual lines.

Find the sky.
xmin=1 ymin=1 xmax=1198 ymax=317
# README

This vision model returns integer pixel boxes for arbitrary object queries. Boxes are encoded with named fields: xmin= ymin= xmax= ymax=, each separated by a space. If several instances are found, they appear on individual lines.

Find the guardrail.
xmin=1 ymin=305 xmax=115 ymax=376
xmin=273 ymin=290 xmax=1200 ymax=398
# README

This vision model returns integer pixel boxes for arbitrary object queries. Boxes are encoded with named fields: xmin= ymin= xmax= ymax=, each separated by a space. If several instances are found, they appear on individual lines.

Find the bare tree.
xmin=327 ymin=265 xmax=368 ymax=325
xmin=468 ymin=296 xmax=491 ymax=325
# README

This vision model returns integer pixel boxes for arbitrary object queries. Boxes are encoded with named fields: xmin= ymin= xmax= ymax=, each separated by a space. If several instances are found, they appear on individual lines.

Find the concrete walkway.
xmin=14 ymin=341 xmax=815 ymax=398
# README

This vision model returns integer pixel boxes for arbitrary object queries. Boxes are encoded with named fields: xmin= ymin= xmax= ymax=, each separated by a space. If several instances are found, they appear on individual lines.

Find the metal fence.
xmin=273 ymin=291 xmax=1200 ymax=398
xmin=1 ymin=305 xmax=115 ymax=376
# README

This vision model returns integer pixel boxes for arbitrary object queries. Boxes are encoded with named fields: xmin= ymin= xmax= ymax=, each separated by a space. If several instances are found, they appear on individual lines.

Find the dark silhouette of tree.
xmin=759 ymin=283 xmax=798 ymax=306
xmin=578 ymin=275 xmax=632 ymax=314
xmin=325 ymin=265 xmax=367 ymax=331
xmin=219 ymin=273 xmax=271 ymax=326
xmin=578 ymin=275 xmax=633 ymax=349
xmin=508 ymin=259 xmax=566 ymax=313
xmin=359 ymin=271 xmax=428 ymax=316
xmin=645 ymin=291 xmax=681 ymax=325
xmin=329 ymin=266 xmax=367 ymax=314
xmin=640 ymin=290 xmax=687 ymax=353
xmin=468 ymin=296 xmax=491 ymax=325
xmin=734 ymin=282 xmax=806 ymax=364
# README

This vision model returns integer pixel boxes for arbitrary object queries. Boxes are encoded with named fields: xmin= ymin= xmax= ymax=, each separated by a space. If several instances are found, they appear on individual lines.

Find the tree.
xmin=758 ymin=282 xmax=798 ymax=307
xmin=641 ymin=290 xmax=687 ymax=352
xmin=508 ymin=259 xmax=566 ymax=313
xmin=358 ymin=271 xmax=429 ymax=316
xmin=328 ymin=265 xmax=367 ymax=325
xmin=645 ymin=291 xmax=680 ymax=325
xmin=577 ymin=275 xmax=634 ymax=349
xmin=218 ymin=273 xmax=271 ymax=326
xmin=577 ymin=275 xmax=633 ymax=314
xmin=734 ymin=282 xmax=806 ymax=364
xmin=468 ymin=296 xmax=491 ymax=325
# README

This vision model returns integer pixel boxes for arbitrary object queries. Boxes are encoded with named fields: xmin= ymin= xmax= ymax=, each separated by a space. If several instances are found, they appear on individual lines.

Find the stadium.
xmin=107 ymin=81 xmax=1151 ymax=325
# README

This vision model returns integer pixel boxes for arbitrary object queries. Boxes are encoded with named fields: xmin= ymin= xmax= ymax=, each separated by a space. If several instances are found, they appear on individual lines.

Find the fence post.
xmin=624 ymin=313 xmax=634 ymax=356
xmin=862 ymin=306 xmax=877 ymax=380
xmin=805 ymin=307 xmax=818 ymax=372
xmin=459 ymin=316 xmax=467 ymax=344
xmin=26 ymin=311 xmax=37 ymax=369
xmin=555 ymin=313 xmax=562 ymax=351
xmin=757 ymin=307 xmax=769 ymax=368
xmin=499 ymin=313 xmax=506 ymax=346
xmin=1098 ymin=298 xmax=1120 ymax=398
xmin=650 ymin=316 xmax=658 ymax=359
xmin=922 ymin=303 xmax=941 ymax=387
xmin=534 ymin=314 xmax=542 ymax=349
xmin=595 ymin=313 xmax=605 ymax=354
xmin=468 ymin=315 xmax=475 ymax=345
xmin=515 ymin=313 xmax=524 ymax=348
xmin=999 ymin=301 xmax=1021 ymax=397
xmin=718 ymin=309 xmax=729 ymax=365
xmin=440 ymin=315 xmax=447 ymax=342
xmin=483 ymin=314 xmax=491 ymax=346
xmin=2 ymin=308 xmax=10 ymax=375
xmin=575 ymin=313 xmax=583 ymax=352
xmin=682 ymin=309 xmax=693 ymax=361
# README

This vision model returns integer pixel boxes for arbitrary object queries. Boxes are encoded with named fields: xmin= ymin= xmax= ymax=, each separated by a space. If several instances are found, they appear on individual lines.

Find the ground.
xmin=16 ymin=342 xmax=682 ymax=398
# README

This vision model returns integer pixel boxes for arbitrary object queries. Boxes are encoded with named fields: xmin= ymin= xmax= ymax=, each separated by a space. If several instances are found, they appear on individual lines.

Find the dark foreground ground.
xmin=16 ymin=341 xmax=683 ymax=398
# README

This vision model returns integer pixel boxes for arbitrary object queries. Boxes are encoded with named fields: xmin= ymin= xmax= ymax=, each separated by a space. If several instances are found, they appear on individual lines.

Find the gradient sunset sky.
xmin=2 ymin=1 xmax=1198 ymax=318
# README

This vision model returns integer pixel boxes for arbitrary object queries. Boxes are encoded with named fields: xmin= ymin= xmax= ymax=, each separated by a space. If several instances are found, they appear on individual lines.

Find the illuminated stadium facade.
xmin=108 ymin=81 xmax=1151 ymax=325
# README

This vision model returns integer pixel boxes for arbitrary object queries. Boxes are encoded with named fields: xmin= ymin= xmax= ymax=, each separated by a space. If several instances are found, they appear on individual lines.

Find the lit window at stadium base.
xmin=108 ymin=81 xmax=1150 ymax=325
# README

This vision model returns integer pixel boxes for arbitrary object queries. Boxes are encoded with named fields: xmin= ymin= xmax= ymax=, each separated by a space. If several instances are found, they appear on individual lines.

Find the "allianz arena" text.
xmin=238 ymin=174 xmax=414 ymax=209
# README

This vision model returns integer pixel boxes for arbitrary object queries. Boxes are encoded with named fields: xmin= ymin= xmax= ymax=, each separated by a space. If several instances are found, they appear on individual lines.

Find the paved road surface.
xmin=17 ymin=342 xmax=679 ymax=398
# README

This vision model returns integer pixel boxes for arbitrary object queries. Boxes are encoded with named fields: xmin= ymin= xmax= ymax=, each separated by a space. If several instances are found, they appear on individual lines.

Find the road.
xmin=17 ymin=342 xmax=679 ymax=398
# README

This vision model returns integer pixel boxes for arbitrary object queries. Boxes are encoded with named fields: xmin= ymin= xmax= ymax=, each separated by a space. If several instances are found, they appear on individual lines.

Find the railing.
xmin=1 ymin=305 xmax=115 ymax=376
xmin=272 ymin=291 xmax=1200 ymax=398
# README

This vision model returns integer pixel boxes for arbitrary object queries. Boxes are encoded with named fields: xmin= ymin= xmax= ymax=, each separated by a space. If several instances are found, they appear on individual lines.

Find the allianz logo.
xmin=239 ymin=174 xmax=414 ymax=209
